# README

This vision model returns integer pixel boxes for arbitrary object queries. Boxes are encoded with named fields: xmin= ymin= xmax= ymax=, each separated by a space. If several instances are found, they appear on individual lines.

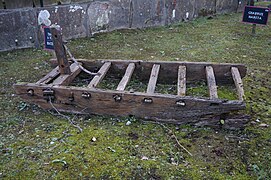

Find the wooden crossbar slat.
xmin=147 ymin=64 xmax=160 ymax=94
xmin=36 ymin=66 xmax=59 ymax=84
xmin=177 ymin=65 xmax=186 ymax=96
xmin=116 ymin=63 xmax=135 ymax=91
xmin=231 ymin=67 xmax=244 ymax=101
xmin=88 ymin=62 xmax=111 ymax=88
xmin=205 ymin=66 xmax=218 ymax=99
xmin=53 ymin=63 xmax=81 ymax=86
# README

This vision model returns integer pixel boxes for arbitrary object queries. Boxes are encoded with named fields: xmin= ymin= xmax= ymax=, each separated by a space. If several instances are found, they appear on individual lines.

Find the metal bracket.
xmin=43 ymin=88 xmax=55 ymax=102
xmin=27 ymin=89 xmax=34 ymax=96
xmin=68 ymin=92 xmax=74 ymax=102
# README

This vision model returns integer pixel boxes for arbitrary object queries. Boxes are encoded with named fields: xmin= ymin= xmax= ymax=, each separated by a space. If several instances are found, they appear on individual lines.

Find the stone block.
xmin=37 ymin=3 xmax=89 ymax=40
xmin=43 ymin=0 xmax=57 ymax=7
xmin=196 ymin=0 xmax=216 ymax=17
xmin=107 ymin=0 xmax=130 ymax=30
xmin=0 ymin=0 xmax=244 ymax=52
xmin=130 ymin=0 xmax=166 ymax=28
xmin=5 ymin=0 xmax=33 ymax=9
xmin=0 ymin=8 xmax=38 ymax=51
xmin=216 ymin=0 xmax=238 ymax=14
xmin=172 ymin=0 xmax=195 ymax=22
xmin=237 ymin=0 xmax=247 ymax=12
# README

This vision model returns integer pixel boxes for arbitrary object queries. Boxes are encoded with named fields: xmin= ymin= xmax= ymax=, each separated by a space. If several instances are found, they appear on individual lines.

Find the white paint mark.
xmin=96 ymin=9 xmax=110 ymax=29
xmin=186 ymin=12 xmax=189 ymax=19
xmin=38 ymin=10 xmax=51 ymax=26
xmin=69 ymin=5 xmax=83 ymax=13
xmin=55 ymin=6 xmax=58 ymax=13
xmin=172 ymin=9 xmax=176 ymax=19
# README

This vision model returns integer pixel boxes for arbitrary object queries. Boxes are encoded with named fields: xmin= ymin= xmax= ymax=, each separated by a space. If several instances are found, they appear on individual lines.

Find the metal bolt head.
xmin=176 ymin=100 xmax=186 ymax=107
xmin=27 ymin=89 xmax=34 ymax=96
xmin=82 ymin=92 xmax=91 ymax=99
xmin=143 ymin=98 xmax=153 ymax=104
xmin=113 ymin=95 xmax=122 ymax=102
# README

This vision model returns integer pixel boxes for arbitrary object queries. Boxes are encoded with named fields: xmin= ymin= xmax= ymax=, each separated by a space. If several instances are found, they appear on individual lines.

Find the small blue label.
xmin=44 ymin=27 xmax=54 ymax=50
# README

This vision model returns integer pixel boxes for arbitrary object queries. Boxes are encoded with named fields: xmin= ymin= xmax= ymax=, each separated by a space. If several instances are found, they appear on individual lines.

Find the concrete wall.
xmin=0 ymin=0 xmax=246 ymax=52
xmin=2 ymin=0 xmax=92 ymax=9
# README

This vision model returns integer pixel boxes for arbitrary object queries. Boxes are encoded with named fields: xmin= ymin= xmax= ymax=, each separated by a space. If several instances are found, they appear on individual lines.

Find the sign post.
xmin=43 ymin=26 xmax=71 ymax=74
xmin=50 ymin=27 xmax=71 ymax=75
xmin=242 ymin=6 xmax=270 ymax=35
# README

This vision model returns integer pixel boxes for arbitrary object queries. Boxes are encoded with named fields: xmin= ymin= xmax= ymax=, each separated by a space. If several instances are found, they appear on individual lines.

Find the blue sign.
xmin=242 ymin=6 xmax=270 ymax=25
xmin=44 ymin=27 xmax=54 ymax=50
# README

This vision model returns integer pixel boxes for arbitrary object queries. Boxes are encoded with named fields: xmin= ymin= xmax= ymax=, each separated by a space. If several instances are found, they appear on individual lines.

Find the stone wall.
xmin=0 ymin=0 xmax=247 ymax=52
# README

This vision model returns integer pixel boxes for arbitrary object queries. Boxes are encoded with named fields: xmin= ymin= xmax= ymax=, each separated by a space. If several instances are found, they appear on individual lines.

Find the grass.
xmin=0 ymin=8 xmax=271 ymax=179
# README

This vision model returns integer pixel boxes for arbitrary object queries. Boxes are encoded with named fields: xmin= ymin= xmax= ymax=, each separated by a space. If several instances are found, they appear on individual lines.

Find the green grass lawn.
xmin=0 ymin=9 xmax=271 ymax=179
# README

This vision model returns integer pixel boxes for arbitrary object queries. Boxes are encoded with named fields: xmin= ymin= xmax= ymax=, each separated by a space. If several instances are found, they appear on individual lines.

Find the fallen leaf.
xmin=52 ymin=159 xmax=67 ymax=165
xmin=141 ymin=156 xmax=149 ymax=160
xmin=91 ymin=137 xmax=97 ymax=142
xmin=259 ymin=123 xmax=269 ymax=128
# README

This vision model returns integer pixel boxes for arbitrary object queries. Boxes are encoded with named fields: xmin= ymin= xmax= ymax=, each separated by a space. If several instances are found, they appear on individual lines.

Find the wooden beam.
xmin=14 ymin=83 xmax=246 ymax=125
xmin=52 ymin=63 xmax=81 ymax=86
xmin=88 ymin=62 xmax=111 ymax=88
xmin=51 ymin=27 xmax=71 ymax=75
xmin=50 ymin=59 xmax=247 ymax=84
xmin=206 ymin=66 xmax=218 ymax=99
xmin=36 ymin=66 xmax=59 ymax=84
xmin=147 ymin=64 xmax=160 ymax=94
xmin=231 ymin=67 xmax=245 ymax=101
xmin=116 ymin=63 xmax=135 ymax=91
xmin=177 ymin=65 xmax=186 ymax=96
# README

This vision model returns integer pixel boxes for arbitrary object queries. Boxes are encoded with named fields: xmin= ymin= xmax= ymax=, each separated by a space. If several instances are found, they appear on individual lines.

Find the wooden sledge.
xmin=14 ymin=28 xmax=247 ymax=126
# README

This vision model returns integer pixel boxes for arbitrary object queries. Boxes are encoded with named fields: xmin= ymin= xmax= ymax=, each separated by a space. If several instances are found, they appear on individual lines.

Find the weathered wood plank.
xmin=147 ymin=64 xmax=160 ymax=94
xmin=231 ymin=67 xmax=245 ymax=101
xmin=36 ymin=66 xmax=59 ymax=84
xmin=88 ymin=62 xmax=111 ymax=88
xmin=50 ymin=59 xmax=247 ymax=84
xmin=206 ymin=66 xmax=218 ymax=99
xmin=116 ymin=63 xmax=135 ymax=91
xmin=177 ymin=65 xmax=186 ymax=96
xmin=13 ymin=83 xmax=246 ymax=124
xmin=52 ymin=63 xmax=81 ymax=86
xmin=51 ymin=27 xmax=71 ymax=75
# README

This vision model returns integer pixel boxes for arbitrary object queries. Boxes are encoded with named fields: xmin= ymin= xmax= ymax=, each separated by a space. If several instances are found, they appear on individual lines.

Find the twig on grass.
xmin=145 ymin=121 xmax=193 ymax=157
xmin=48 ymin=97 xmax=83 ymax=133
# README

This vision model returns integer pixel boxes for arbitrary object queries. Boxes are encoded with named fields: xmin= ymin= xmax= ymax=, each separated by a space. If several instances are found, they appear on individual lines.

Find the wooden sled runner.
xmin=14 ymin=28 xmax=247 ymax=126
